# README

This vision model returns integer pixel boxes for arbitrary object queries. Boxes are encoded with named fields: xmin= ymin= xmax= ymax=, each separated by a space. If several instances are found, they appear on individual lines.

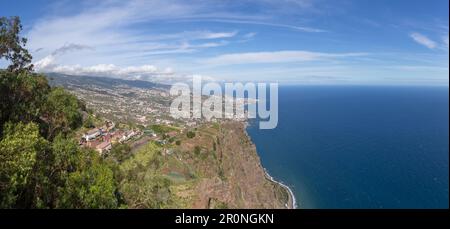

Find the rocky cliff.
xmin=171 ymin=121 xmax=291 ymax=209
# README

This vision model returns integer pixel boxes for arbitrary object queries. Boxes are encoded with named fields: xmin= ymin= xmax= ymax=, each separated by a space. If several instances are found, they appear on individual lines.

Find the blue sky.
xmin=1 ymin=0 xmax=448 ymax=85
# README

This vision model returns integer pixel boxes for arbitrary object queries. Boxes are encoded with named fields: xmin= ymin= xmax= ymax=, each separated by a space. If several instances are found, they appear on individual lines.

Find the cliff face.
xmin=118 ymin=121 xmax=290 ymax=209
xmin=173 ymin=121 xmax=289 ymax=209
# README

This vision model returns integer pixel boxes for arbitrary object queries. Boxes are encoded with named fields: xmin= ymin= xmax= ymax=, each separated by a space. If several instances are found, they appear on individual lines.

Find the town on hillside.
xmin=79 ymin=119 xmax=184 ymax=155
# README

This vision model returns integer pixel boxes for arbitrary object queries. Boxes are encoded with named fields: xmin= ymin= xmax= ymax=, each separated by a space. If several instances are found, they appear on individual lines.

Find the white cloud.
xmin=45 ymin=63 xmax=182 ymax=82
xmin=142 ymin=30 xmax=238 ymax=41
xmin=199 ymin=31 xmax=238 ymax=39
xmin=59 ymin=64 xmax=169 ymax=76
xmin=193 ymin=41 xmax=229 ymax=48
xmin=34 ymin=55 xmax=57 ymax=71
xmin=27 ymin=0 xmax=322 ymax=61
xmin=24 ymin=0 xmax=328 ymax=83
xmin=51 ymin=43 xmax=94 ymax=55
xmin=46 ymin=63 xmax=219 ymax=84
xmin=410 ymin=32 xmax=437 ymax=49
xmin=34 ymin=43 xmax=93 ymax=71
xmin=181 ymin=18 xmax=325 ymax=33
xmin=202 ymin=50 xmax=368 ymax=65
xmin=27 ymin=1 xmax=246 ymax=65
xmin=243 ymin=32 xmax=257 ymax=39
xmin=33 ymin=43 xmax=184 ymax=83
xmin=33 ymin=43 xmax=206 ymax=84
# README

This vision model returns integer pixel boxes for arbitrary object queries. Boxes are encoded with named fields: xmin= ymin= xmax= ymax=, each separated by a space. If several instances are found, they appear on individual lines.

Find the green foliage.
xmin=109 ymin=143 xmax=132 ymax=163
xmin=19 ymin=134 xmax=82 ymax=208
xmin=0 ymin=123 xmax=119 ymax=209
xmin=193 ymin=146 xmax=201 ymax=156
xmin=119 ymin=174 xmax=171 ymax=208
xmin=57 ymin=162 xmax=118 ymax=208
xmin=120 ymin=142 xmax=161 ymax=172
xmin=0 ymin=17 xmax=120 ymax=209
xmin=186 ymin=131 xmax=196 ymax=138
xmin=0 ymin=71 xmax=83 ymax=140
xmin=83 ymin=115 xmax=95 ymax=128
xmin=50 ymin=137 xmax=118 ymax=209
xmin=214 ymin=202 xmax=229 ymax=209
xmin=0 ymin=16 xmax=33 ymax=72
xmin=0 ymin=70 xmax=50 ymax=135
xmin=42 ymin=87 xmax=83 ymax=139
xmin=0 ymin=122 xmax=48 ymax=208
xmin=51 ymin=135 xmax=82 ymax=179
xmin=150 ymin=124 xmax=176 ymax=135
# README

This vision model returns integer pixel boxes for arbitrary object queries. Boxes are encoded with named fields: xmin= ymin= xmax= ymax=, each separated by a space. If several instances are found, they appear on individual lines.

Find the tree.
xmin=0 ymin=122 xmax=48 ymax=208
xmin=34 ymin=135 xmax=118 ymax=209
xmin=0 ymin=70 xmax=50 ymax=136
xmin=110 ymin=143 xmax=132 ymax=163
xmin=0 ymin=16 xmax=120 ymax=209
xmin=23 ymin=134 xmax=82 ymax=209
xmin=83 ymin=115 xmax=95 ymax=128
xmin=194 ymin=146 xmax=201 ymax=156
xmin=0 ymin=16 xmax=33 ymax=72
xmin=42 ymin=87 xmax=83 ymax=139
xmin=51 ymin=135 xmax=82 ymax=181
xmin=186 ymin=131 xmax=195 ymax=138
xmin=57 ymin=162 xmax=118 ymax=208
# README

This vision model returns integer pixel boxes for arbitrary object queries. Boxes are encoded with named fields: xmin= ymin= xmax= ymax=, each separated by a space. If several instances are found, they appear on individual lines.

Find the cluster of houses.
xmin=79 ymin=119 xmax=189 ymax=155
xmin=80 ymin=120 xmax=142 ymax=155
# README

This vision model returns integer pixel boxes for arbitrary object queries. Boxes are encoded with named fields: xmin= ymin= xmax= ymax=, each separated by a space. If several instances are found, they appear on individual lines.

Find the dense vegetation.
xmin=0 ymin=16 xmax=181 ymax=209
xmin=0 ymin=16 xmax=120 ymax=208
xmin=150 ymin=124 xmax=177 ymax=135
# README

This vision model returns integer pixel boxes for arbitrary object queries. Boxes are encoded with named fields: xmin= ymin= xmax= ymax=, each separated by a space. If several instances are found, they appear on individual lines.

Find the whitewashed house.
xmin=83 ymin=129 xmax=100 ymax=141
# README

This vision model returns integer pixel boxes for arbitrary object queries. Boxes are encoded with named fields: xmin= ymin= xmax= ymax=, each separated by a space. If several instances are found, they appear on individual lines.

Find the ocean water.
xmin=246 ymin=86 xmax=449 ymax=209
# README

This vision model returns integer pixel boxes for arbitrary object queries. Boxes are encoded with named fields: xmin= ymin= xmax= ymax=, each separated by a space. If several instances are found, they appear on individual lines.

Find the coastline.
xmin=243 ymin=120 xmax=298 ymax=209
xmin=263 ymin=168 xmax=298 ymax=209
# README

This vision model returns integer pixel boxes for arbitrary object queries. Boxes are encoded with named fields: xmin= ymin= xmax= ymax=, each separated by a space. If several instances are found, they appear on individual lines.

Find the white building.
xmin=119 ymin=130 xmax=137 ymax=143
xmin=83 ymin=129 xmax=100 ymax=141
